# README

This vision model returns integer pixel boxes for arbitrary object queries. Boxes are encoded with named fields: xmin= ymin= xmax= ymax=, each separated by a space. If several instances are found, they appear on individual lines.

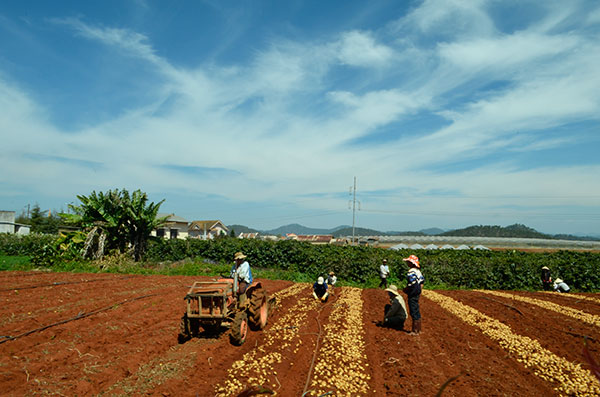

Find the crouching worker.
xmin=383 ymin=284 xmax=407 ymax=330
xmin=553 ymin=278 xmax=570 ymax=293
xmin=327 ymin=271 xmax=337 ymax=295
xmin=313 ymin=277 xmax=329 ymax=302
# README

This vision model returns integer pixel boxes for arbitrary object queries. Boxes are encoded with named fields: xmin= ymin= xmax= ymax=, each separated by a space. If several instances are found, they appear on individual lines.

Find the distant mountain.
xmin=419 ymin=227 xmax=446 ymax=235
xmin=331 ymin=226 xmax=386 ymax=238
xmin=229 ymin=223 xmax=600 ymax=241
xmin=227 ymin=224 xmax=259 ymax=235
xmin=263 ymin=223 xmax=338 ymax=236
xmin=440 ymin=224 xmax=550 ymax=239
xmin=552 ymin=234 xmax=600 ymax=241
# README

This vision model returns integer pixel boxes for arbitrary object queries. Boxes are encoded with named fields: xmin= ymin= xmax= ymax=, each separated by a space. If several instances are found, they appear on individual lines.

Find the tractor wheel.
xmin=248 ymin=289 xmax=268 ymax=330
xmin=178 ymin=314 xmax=191 ymax=343
xmin=230 ymin=311 xmax=248 ymax=346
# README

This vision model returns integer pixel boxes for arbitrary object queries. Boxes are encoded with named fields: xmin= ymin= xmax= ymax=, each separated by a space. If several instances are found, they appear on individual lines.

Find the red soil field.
xmin=0 ymin=271 xmax=598 ymax=396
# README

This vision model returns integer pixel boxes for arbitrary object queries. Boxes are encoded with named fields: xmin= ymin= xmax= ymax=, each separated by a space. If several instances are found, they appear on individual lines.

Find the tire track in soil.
xmin=362 ymin=288 xmax=556 ymax=396
xmin=442 ymin=290 xmax=600 ymax=369
xmin=427 ymin=290 xmax=600 ymax=396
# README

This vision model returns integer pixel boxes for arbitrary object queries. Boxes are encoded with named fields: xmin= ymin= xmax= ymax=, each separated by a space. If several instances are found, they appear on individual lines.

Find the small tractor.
xmin=178 ymin=277 xmax=269 ymax=345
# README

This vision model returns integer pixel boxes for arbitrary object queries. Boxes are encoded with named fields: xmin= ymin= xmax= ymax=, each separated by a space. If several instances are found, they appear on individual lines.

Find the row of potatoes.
xmin=424 ymin=290 xmax=600 ymax=396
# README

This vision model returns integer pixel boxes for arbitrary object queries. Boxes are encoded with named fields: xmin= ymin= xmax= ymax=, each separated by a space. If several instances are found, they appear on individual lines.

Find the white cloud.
xmin=2 ymin=4 xmax=600 ymax=234
xmin=335 ymin=30 xmax=393 ymax=67
xmin=397 ymin=0 xmax=495 ymax=38
xmin=438 ymin=32 xmax=580 ymax=71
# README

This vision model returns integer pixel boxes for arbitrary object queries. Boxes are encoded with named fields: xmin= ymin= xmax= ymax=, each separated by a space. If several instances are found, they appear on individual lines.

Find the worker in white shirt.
xmin=230 ymin=252 xmax=253 ymax=302
xmin=327 ymin=271 xmax=337 ymax=295
xmin=379 ymin=259 xmax=390 ymax=288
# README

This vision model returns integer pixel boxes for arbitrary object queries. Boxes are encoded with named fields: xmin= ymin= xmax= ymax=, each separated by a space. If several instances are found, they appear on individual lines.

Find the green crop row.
xmin=2 ymin=233 xmax=599 ymax=291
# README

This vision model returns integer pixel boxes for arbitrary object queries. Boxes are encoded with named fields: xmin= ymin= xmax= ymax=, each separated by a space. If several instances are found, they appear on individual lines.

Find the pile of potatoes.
xmin=309 ymin=287 xmax=371 ymax=396
xmin=424 ymin=290 xmax=600 ymax=396
xmin=480 ymin=290 xmax=600 ymax=328
xmin=215 ymin=283 xmax=319 ymax=396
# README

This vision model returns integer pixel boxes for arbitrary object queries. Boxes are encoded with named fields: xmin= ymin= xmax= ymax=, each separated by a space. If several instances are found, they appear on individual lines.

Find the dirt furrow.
xmin=214 ymin=283 xmax=326 ymax=396
xmin=362 ymin=288 xmax=556 ymax=396
xmin=426 ymin=290 xmax=600 ymax=396
xmin=441 ymin=290 xmax=600 ymax=371
xmin=479 ymin=290 xmax=600 ymax=328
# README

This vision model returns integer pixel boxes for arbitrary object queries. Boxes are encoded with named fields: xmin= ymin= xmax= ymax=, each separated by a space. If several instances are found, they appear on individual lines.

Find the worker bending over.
xmin=313 ymin=277 xmax=329 ymax=302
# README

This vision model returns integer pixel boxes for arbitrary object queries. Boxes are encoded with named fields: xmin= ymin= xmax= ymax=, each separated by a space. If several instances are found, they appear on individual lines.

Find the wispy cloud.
xmin=1 ymin=1 xmax=599 ymax=233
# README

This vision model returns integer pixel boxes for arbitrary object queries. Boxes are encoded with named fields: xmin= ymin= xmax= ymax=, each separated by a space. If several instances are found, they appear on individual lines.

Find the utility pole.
xmin=352 ymin=177 xmax=356 ymax=244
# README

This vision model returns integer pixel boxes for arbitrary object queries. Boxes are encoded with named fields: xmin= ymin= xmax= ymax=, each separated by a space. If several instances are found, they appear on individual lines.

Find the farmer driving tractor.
xmin=230 ymin=251 xmax=253 ymax=303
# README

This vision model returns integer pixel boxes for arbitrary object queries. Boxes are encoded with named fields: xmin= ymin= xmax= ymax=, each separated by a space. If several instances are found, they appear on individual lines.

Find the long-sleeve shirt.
xmin=405 ymin=268 xmax=424 ymax=297
xmin=230 ymin=261 xmax=253 ymax=284
xmin=327 ymin=275 xmax=337 ymax=286
xmin=380 ymin=264 xmax=390 ymax=278
xmin=385 ymin=295 xmax=407 ymax=320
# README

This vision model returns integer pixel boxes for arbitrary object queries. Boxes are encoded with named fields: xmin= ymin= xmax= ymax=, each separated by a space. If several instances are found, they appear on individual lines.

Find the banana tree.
xmin=65 ymin=189 xmax=166 ymax=261
xmin=125 ymin=189 xmax=167 ymax=261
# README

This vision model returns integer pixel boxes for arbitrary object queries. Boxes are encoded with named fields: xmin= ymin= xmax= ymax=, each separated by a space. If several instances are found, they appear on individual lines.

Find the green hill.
xmin=441 ymin=223 xmax=550 ymax=239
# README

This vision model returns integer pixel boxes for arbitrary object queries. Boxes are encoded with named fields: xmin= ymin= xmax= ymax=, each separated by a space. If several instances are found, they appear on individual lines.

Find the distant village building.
xmin=152 ymin=213 xmax=189 ymax=240
xmin=286 ymin=233 xmax=335 ymax=244
xmin=0 ymin=211 xmax=30 ymax=235
xmin=261 ymin=235 xmax=280 ymax=241
xmin=238 ymin=232 xmax=259 ymax=239
xmin=189 ymin=220 xmax=228 ymax=240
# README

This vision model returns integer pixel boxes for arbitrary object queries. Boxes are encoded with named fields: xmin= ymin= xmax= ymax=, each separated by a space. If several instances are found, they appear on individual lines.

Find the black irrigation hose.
xmin=0 ymin=292 xmax=163 ymax=344
xmin=0 ymin=276 xmax=137 ymax=292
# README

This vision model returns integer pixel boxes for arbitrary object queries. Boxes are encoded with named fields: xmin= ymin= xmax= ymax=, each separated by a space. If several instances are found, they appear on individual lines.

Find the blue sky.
xmin=1 ymin=0 xmax=599 ymax=235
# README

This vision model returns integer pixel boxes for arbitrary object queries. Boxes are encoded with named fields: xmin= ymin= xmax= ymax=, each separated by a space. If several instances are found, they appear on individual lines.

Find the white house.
xmin=188 ymin=220 xmax=229 ymax=239
xmin=0 ymin=211 xmax=30 ymax=235
xmin=152 ymin=213 xmax=189 ymax=240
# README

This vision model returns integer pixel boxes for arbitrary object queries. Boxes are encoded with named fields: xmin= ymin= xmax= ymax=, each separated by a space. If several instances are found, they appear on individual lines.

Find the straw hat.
xmin=234 ymin=252 xmax=247 ymax=260
xmin=385 ymin=284 xmax=400 ymax=296
xmin=554 ymin=278 xmax=563 ymax=284
xmin=541 ymin=266 xmax=549 ymax=270
xmin=403 ymin=255 xmax=420 ymax=268
xmin=329 ymin=271 xmax=335 ymax=276
xmin=317 ymin=277 xmax=324 ymax=285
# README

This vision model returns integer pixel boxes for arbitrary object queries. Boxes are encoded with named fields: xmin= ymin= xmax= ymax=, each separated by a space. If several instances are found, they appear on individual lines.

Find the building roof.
xmin=156 ymin=213 xmax=189 ymax=223
xmin=239 ymin=232 xmax=259 ymax=239
xmin=390 ymin=243 xmax=409 ymax=250
xmin=296 ymin=235 xmax=334 ymax=243
xmin=189 ymin=220 xmax=228 ymax=232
